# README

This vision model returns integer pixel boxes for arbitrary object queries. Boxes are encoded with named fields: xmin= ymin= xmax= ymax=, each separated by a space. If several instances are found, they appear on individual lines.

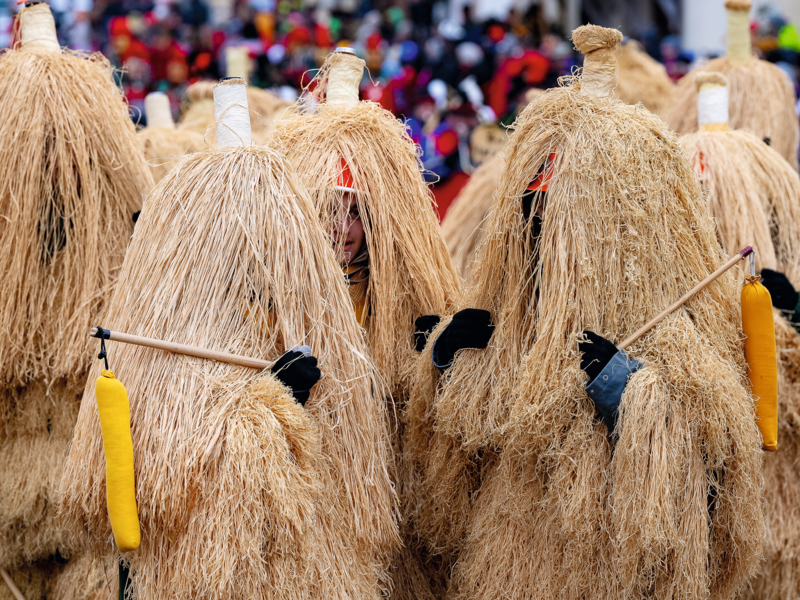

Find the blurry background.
xmin=3 ymin=0 xmax=797 ymax=204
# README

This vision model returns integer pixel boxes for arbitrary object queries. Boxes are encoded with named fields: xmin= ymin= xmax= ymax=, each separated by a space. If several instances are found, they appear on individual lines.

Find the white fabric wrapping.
xmin=213 ymin=82 xmax=251 ymax=148
xmin=698 ymin=86 xmax=729 ymax=126
xmin=145 ymin=92 xmax=175 ymax=129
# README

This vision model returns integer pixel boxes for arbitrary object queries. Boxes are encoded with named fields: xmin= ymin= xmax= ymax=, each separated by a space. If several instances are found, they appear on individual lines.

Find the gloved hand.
xmin=579 ymin=330 xmax=618 ymax=383
xmin=760 ymin=269 xmax=799 ymax=312
xmin=414 ymin=315 xmax=441 ymax=352
xmin=579 ymin=331 xmax=643 ymax=433
xmin=432 ymin=309 xmax=494 ymax=371
xmin=271 ymin=350 xmax=321 ymax=406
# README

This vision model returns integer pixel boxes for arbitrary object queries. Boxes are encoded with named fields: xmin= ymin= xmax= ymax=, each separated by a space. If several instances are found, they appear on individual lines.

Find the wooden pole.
xmin=89 ymin=328 xmax=274 ymax=371
xmin=0 ymin=568 xmax=26 ymax=600
xmin=618 ymin=246 xmax=753 ymax=351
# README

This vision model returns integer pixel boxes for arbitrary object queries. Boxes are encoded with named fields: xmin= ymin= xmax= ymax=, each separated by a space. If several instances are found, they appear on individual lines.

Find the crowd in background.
xmin=2 ymin=0 xmax=799 ymax=193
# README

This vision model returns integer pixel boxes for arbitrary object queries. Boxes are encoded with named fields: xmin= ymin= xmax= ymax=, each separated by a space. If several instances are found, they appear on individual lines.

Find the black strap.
xmin=94 ymin=326 xmax=110 ymax=370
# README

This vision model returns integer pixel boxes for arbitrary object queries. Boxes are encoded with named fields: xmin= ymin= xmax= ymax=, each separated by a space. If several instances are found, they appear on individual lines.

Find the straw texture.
xmin=274 ymin=50 xmax=460 ymax=599
xmin=442 ymin=155 xmax=504 ymax=280
xmin=0 ymin=28 xmax=152 ymax=388
xmin=0 ymin=380 xmax=84 ymax=568
xmin=665 ymin=59 xmax=799 ymax=169
xmin=615 ymin=40 xmax=675 ymax=114
xmin=60 ymin=144 xmax=397 ymax=599
xmin=179 ymin=80 xmax=290 ymax=145
xmin=275 ymin=52 xmax=460 ymax=397
xmin=410 ymin=25 xmax=765 ymax=600
xmin=137 ymin=126 xmax=206 ymax=183
xmin=0 ymin=7 xmax=151 ymax=590
xmin=680 ymin=126 xmax=800 ymax=600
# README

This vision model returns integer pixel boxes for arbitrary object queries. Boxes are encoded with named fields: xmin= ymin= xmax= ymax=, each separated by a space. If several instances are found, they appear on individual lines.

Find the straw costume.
xmin=0 ymin=2 xmax=152 ymax=592
xmin=665 ymin=0 xmax=799 ymax=169
xmin=408 ymin=25 xmax=765 ymax=600
xmin=680 ymin=72 xmax=800 ymax=600
xmin=178 ymin=79 xmax=290 ymax=145
xmin=441 ymin=154 xmax=503 ymax=279
xmin=274 ymin=49 xmax=460 ymax=599
xmin=444 ymin=89 xmax=543 ymax=281
xmin=60 ymin=78 xmax=397 ymax=600
xmin=615 ymin=39 xmax=675 ymax=114
xmin=137 ymin=92 xmax=205 ymax=183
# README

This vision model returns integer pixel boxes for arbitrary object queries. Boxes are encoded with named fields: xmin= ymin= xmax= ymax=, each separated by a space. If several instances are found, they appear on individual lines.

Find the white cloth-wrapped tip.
xmin=145 ymin=92 xmax=175 ymax=129
xmin=698 ymin=86 xmax=729 ymax=127
xmin=213 ymin=79 xmax=251 ymax=148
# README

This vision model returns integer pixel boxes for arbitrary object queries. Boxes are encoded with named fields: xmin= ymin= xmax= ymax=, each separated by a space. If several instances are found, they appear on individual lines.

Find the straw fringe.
xmin=137 ymin=126 xmax=206 ymax=183
xmin=60 ymin=145 xmax=398 ymax=599
xmin=665 ymin=58 xmax=799 ymax=169
xmin=441 ymin=155 xmax=504 ymax=280
xmin=0 ymin=379 xmax=84 ymax=569
xmin=49 ymin=552 xmax=115 ymax=600
xmin=615 ymin=40 xmax=675 ymax=114
xmin=0 ymin=44 xmax=152 ymax=388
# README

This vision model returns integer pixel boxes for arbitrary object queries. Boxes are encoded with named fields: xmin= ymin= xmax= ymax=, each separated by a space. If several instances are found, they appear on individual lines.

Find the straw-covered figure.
xmin=680 ymin=71 xmax=800 ymax=600
xmin=408 ymin=25 xmax=766 ymax=600
xmin=665 ymin=0 xmax=799 ymax=169
xmin=275 ymin=48 xmax=461 ymax=599
xmin=0 ymin=2 xmax=152 ymax=593
xmin=137 ymin=91 xmax=206 ymax=183
xmin=615 ymin=38 xmax=675 ymax=114
xmin=60 ymin=78 xmax=397 ymax=600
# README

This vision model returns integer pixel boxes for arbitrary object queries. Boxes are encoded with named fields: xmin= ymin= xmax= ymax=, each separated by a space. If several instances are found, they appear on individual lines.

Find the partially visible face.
xmin=330 ymin=192 xmax=365 ymax=267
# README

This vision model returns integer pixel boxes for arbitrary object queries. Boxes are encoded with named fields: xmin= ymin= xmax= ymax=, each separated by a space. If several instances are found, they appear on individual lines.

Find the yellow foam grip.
xmin=741 ymin=281 xmax=778 ymax=451
xmin=96 ymin=370 xmax=141 ymax=550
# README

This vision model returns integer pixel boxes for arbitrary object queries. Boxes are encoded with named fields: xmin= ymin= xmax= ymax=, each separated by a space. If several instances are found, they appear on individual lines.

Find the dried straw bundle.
xmin=179 ymin=80 xmax=290 ymax=145
xmin=615 ymin=40 xmax=675 ymax=114
xmin=137 ymin=94 xmax=206 ymax=183
xmin=680 ymin=74 xmax=800 ymax=600
xmin=0 ymin=381 xmax=83 ymax=568
xmin=60 ymin=135 xmax=397 ymax=599
xmin=0 ymin=562 xmax=51 ymax=600
xmin=664 ymin=1 xmax=799 ymax=169
xmin=48 ymin=552 xmax=115 ymax=600
xmin=411 ymin=25 xmax=765 ymax=600
xmin=138 ymin=126 xmax=205 ymax=182
xmin=0 ymin=4 xmax=152 ymax=388
xmin=274 ymin=51 xmax=460 ymax=397
xmin=274 ymin=50 xmax=460 ymax=599
xmin=441 ymin=154 xmax=504 ymax=280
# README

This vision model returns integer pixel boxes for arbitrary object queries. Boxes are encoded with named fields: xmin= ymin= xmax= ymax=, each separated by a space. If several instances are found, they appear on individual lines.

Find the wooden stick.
xmin=89 ymin=328 xmax=274 ymax=370
xmin=618 ymin=246 xmax=753 ymax=351
xmin=0 ymin=568 xmax=26 ymax=600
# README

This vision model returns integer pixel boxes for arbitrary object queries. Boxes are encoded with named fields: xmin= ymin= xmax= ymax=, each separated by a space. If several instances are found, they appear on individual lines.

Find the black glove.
xmin=579 ymin=330 xmax=618 ymax=382
xmin=271 ymin=350 xmax=321 ymax=406
xmin=414 ymin=315 xmax=441 ymax=351
xmin=432 ymin=309 xmax=494 ymax=371
xmin=760 ymin=269 xmax=799 ymax=312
